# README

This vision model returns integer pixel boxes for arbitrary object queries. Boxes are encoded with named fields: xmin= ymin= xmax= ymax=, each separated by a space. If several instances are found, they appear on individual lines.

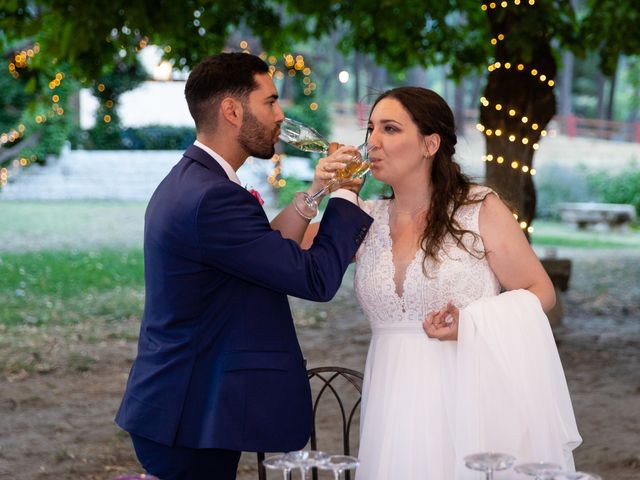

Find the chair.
xmin=257 ymin=366 xmax=364 ymax=480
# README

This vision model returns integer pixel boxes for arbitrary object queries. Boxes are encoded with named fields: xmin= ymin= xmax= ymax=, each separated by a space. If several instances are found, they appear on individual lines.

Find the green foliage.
xmin=87 ymin=55 xmax=148 ymax=149
xmin=359 ymin=174 xmax=389 ymax=200
xmin=587 ymin=162 xmax=640 ymax=215
xmin=0 ymin=68 xmax=29 ymax=129
xmin=0 ymin=57 xmax=78 ymax=170
xmin=75 ymin=125 xmax=196 ymax=150
xmin=276 ymin=177 xmax=310 ymax=208
xmin=2 ymin=1 xmax=639 ymax=88
xmin=579 ymin=0 xmax=640 ymax=75
xmin=120 ymin=126 xmax=195 ymax=150
xmin=0 ymin=1 xmax=292 ymax=79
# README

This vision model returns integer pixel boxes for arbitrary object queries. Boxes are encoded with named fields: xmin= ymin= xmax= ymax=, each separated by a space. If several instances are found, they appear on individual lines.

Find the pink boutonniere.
xmin=248 ymin=187 xmax=264 ymax=205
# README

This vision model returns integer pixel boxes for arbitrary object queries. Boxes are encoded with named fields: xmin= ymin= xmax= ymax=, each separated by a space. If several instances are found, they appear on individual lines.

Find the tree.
xmin=2 ymin=0 xmax=640 ymax=228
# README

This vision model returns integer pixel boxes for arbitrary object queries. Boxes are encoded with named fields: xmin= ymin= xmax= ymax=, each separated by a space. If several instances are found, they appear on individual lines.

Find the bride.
xmin=301 ymin=86 xmax=581 ymax=479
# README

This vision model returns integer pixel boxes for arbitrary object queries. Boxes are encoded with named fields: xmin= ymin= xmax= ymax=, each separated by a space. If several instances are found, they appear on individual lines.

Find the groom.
xmin=115 ymin=52 xmax=373 ymax=479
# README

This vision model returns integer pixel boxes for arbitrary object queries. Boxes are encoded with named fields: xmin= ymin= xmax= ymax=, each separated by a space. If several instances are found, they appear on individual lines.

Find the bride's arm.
xmin=479 ymin=193 xmax=556 ymax=312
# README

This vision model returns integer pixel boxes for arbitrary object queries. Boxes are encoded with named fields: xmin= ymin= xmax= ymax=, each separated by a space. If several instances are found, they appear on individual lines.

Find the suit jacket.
xmin=115 ymin=144 xmax=372 ymax=452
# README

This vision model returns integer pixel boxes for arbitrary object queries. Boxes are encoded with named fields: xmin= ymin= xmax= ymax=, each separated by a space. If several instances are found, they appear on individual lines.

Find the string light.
xmin=480 ymin=0 xmax=553 ymax=230
xmin=264 ymin=52 xmax=321 ymax=189
xmin=482 ymin=0 xmax=535 ymax=9
xmin=1 ymin=43 xmax=67 ymax=190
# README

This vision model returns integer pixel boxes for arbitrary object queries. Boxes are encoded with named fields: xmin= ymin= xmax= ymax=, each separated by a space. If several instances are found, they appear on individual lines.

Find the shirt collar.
xmin=193 ymin=140 xmax=241 ymax=186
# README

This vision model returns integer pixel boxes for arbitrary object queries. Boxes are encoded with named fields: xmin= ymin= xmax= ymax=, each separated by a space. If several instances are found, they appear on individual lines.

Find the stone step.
xmin=0 ymin=149 xmax=287 ymax=205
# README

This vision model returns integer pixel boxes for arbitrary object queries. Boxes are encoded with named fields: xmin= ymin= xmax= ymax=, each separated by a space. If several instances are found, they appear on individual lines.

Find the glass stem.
xmin=486 ymin=469 xmax=494 ymax=480
xmin=310 ymin=179 xmax=338 ymax=202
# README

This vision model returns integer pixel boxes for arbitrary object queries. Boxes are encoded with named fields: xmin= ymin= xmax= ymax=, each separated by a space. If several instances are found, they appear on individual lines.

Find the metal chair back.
xmin=257 ymin=366 xmax=363 ymax=480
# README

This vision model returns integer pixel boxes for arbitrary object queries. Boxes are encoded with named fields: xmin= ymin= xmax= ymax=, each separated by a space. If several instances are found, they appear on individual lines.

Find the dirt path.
xmin=1 ymin=250 xmax=639 ymax=479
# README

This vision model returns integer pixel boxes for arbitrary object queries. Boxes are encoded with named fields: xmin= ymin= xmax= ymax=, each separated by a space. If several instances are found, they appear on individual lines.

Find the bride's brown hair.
xmin=369 ymin=87 xmax=484 ymax=267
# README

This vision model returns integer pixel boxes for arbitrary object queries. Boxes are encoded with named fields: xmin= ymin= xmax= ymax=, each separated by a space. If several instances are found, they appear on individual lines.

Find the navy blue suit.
xmin=116 ymin=145 xmax=372 ymax=459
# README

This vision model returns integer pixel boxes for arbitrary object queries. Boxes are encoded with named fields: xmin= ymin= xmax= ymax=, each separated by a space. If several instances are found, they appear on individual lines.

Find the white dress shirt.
xmin=193 ymin=140 xmax=241 ymax=186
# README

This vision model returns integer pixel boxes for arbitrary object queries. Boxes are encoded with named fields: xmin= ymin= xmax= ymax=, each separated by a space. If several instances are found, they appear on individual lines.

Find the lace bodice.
xmin=354 ymin=186 xmax=501 ymax=328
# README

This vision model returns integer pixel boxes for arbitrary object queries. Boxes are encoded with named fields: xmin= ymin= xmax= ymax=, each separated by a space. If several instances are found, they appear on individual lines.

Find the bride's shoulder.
xmin=467 ymin=184 xmax=498 ymax=202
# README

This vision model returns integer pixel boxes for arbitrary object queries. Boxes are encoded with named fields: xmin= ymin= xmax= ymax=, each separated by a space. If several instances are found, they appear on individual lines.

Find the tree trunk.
xmin=454 ymin=79 xmax=466 ymax=137
xmin=405 ymin=66 xmax=428 ymax=87
xmin=596 ymin=71 xmax=606 ymax=120
xmin=482 ymin=8 xmax=558 ymax=234
xmin=606 ymin=60 xmax=618 ymax=121
xmin=559 ymin=50 xmax=574 ymax=118
xmin=368 ymin=61 xmax=388 ymax=94
xmin=353 ymin=52 xmax=362 ymax=103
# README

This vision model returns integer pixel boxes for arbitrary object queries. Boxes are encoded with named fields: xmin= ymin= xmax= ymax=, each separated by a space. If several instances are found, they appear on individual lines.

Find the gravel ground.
xmin=1 ymin=247 xmax=638 ymax=479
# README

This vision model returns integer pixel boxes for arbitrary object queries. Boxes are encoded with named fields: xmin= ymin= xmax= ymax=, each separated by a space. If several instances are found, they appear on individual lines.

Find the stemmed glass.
xmin=262 ymin=454 xmax=294 ymax=480
xmin=514 ymin=462 xmax=563 ymax=479
xmin=283 ymin=450 xmax=329 ymax=479
xmin=279 ymin=117 xmax=372 ymax=219
xmin=279 ymin=117 xmax=331 ymax=154
xmin=553 ymin=473 xmax=602 ymax=480
xmin=317 ymin=454 xmax=360 ymax=480
xmin=464 ymin=452 xmax=516 ymax=480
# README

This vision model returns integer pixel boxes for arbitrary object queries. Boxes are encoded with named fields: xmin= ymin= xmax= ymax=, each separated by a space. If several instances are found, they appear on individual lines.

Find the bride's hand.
xmin=423 ymin=301 xmax=459 ymax=341
xmin=308 ymin=144 xmax=359 ymax=197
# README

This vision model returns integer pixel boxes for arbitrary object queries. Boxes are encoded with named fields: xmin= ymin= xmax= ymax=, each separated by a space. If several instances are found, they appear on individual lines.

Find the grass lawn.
xmin=1 ymin=201 xmax=638 ymax=334
xmin=532 ymin=220 xmax=640 ymax=249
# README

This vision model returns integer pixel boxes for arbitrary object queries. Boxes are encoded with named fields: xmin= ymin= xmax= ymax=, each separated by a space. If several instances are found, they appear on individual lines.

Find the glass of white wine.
xmin=279 ymin=117 xmax=371 ymax=219
xmin=279 ymin=117 xmax=331 ymax=154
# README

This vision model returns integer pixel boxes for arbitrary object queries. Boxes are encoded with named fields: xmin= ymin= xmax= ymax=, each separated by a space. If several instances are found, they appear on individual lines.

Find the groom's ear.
xmin=219 ymin=97 xmax=243 ymax=128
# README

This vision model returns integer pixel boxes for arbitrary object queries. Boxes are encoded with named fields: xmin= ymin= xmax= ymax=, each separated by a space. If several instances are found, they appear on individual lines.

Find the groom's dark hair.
xmin=185 ymin=52 xmax=269 ymax=132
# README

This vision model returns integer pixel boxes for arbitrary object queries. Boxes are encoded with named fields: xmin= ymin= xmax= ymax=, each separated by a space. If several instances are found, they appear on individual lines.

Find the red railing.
xmin=556 ymin=115 xmax=640 ymax=143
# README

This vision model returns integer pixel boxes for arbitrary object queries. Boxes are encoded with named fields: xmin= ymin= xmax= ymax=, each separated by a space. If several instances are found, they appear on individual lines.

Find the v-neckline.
xmin=383 ymin=201 xmax=422 ymax=303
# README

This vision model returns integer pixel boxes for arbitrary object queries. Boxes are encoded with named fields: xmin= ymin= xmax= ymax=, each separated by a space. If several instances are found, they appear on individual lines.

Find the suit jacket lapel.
xmin=183 ymin=144 xmax=229 ymax=180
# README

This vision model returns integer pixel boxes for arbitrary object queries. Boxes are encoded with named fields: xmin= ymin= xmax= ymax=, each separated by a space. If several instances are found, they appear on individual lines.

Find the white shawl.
xmin=455 ymin=289 xmax=582 ymax=478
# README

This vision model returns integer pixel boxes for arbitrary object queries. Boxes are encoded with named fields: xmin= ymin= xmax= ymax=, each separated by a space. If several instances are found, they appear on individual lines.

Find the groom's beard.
xmin=238 ymin=107 xmax=277 ymax=159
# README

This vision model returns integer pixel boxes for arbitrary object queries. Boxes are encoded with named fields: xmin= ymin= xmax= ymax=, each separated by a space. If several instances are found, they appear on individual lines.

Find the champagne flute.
xmin=262 ymin=454 xmax=293 ymax=480
xmin=514 ymin=462 xmax=563 ymax=480
xmin=282 ymin=450 xmax=329 ymax=480
xmin=279 ymin=117 xmax=372 ymax=219
xmin=464 ymin=452 xmax=516 ymax=480
xmin=317 ymin=454 xmax=360 ymax=480
xmin=279 ymin=117 xmax=330 ymax=154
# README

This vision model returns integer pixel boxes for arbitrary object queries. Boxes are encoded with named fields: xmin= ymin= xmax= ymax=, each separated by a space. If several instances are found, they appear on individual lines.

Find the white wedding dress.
xmin=353 ymin=187 xmax=580 ymax=479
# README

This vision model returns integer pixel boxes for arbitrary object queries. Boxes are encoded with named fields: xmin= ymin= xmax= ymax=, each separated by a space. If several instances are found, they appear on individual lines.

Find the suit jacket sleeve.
xmin=196 ymin=182 xmax=372 ymax=302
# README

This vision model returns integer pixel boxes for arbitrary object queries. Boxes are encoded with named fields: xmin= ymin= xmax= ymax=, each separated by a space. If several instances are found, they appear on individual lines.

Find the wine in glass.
xmin=279 ymin=117 xmax=372 ymax=219
xmin=282 ymin=450 xmax=329 ymax=480
xmin=262 ymin=454 xmax=294 ymax=480
xmin=514 ymin=462 xmax=563 ymax=480
xmin=279 ymin=117 xmax=330 ymax=154
xmin=317 ymin=454 xmax=360 ymax=480
xmin=464 ymin=452 xmax=516 ymax=480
